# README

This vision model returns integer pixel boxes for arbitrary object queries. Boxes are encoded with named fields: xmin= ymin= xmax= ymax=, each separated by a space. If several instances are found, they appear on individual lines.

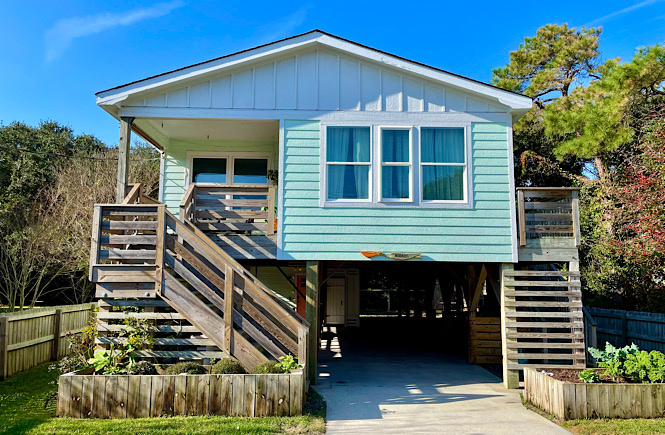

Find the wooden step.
xmin=133 ymin=350 xmax=228 ymax=359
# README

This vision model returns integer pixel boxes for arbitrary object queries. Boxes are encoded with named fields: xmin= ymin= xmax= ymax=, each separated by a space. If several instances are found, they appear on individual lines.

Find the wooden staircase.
xmin=90 ymin=185 xmax=309 ymax=373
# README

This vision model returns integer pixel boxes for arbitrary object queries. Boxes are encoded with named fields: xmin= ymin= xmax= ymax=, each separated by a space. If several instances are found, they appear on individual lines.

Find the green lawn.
xmin=0 ymin=364 xmax=325 ymax=434
xmin=562 ymin=419 xmax=665 ymax=434
xmin=522 ymin=393 xmax=665 ymax=434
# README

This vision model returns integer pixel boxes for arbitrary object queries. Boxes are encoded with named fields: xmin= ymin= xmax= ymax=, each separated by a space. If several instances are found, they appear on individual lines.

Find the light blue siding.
xmin=281 ymin=120 xmax=514 ymax=262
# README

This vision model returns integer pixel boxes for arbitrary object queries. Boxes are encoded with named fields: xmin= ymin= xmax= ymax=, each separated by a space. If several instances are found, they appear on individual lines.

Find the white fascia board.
xmin=97 ymin=31 xmax=532 ymax=113
xmin=96 ymin=33 xmax=322 ymax=105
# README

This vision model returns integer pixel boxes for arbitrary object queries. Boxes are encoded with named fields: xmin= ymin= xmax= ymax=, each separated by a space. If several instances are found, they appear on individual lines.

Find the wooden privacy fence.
xmin=501 ymin=268 xmax=585 ymax=377
xmin=516 ymin=187 xmax=581 ymax=247
xmin=586 ymin=307 xmax=665 ymax=353
xmin=0 ymin=303 xmax=96 ymax=380
xmin=57 ymin=371 xmax=304 ymax=418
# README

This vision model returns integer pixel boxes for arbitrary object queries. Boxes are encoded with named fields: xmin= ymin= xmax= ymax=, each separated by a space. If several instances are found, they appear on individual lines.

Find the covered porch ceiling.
xmin=132 ymin=118 xmax=280 ymax=149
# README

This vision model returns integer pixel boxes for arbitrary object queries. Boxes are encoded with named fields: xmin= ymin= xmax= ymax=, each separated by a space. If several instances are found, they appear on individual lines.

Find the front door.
xmin=191 ymin=155 xmax=270 ymax=185
xmin=326 ymin=277 xmax=346 ymax=325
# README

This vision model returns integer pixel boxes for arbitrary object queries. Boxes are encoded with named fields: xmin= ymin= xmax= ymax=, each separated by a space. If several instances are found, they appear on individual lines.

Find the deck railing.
xmin=89 ymin=185 xmax=308 ymax=375
xmin=179 ymin=183 xmax=276 ymax=236
xmin=516 ymin=187 xmax=581 ymax=248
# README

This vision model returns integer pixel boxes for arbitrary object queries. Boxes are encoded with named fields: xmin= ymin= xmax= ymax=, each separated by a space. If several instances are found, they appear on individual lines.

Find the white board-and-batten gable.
xmin=97 ymin=30 xmax=532 ymax=120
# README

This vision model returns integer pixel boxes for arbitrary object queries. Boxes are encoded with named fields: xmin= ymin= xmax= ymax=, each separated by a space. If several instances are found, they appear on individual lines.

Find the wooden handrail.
xmin=179 ymin=184 xmax=196 ymax=221
xmin=122 ymin=184 xmax=142 ymax=204
xmin=90 ymin=190 xmax=309 ymax=372
xmin=182 ymin=183 xmax=276 ymax=236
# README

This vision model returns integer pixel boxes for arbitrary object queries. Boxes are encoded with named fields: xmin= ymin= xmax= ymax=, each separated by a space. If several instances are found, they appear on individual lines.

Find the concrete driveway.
xmin=316 ymin=319 xmax=568 ymax=435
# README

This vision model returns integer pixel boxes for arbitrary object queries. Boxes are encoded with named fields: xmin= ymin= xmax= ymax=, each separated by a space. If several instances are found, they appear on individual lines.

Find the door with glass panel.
xmin=190 ymin=155 xmax=271 ymax=235
xmin=190 ymin=156 xmax=270 ymax=185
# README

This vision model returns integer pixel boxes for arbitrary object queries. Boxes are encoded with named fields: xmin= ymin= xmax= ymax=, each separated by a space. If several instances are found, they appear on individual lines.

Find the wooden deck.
xmin=180 ymin=183 xmax=277 ymax=260
xmin=516 ymin=187 xmax=581 ymax=262
xmin=88 ymin=184 xmax=309 ymax=373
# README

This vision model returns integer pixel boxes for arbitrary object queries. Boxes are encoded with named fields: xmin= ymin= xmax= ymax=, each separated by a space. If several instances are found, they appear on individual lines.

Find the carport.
xmin=315 ymin=318 xmax=567 ymax=434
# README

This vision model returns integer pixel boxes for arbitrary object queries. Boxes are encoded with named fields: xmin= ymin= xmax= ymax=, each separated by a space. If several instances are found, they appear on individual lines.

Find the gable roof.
xmin=97 ymin=30 xmax=532 ymax=114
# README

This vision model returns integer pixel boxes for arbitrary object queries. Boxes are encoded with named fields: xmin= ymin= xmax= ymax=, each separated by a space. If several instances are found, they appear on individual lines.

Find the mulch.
xmin=547 ymin=368 xmax=630 ymax=384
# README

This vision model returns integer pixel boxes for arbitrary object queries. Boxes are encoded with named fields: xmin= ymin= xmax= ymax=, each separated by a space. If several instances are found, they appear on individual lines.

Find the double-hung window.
xmin=326 ymin=127 xmax=371 ymax=200
xmin=420 ymin=127 xmax=466 ymax=202
xmin=380 ymin=128 xmax=411 ymax=201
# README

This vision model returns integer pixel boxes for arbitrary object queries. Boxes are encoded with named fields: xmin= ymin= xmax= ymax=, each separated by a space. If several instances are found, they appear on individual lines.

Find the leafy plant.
xmin=252 ymin=361 xmax=285 ymax=374
xmin=624 ymin=350 xmax=665 ymax=383
xmin=588 ymin=342 xmax=639 ymax=381
xmin=119 ymin=316 xmax=155 ymax=350
xmin=88 ymin=347 xmax=117 ymax=373
xmin=164 ymin=362 xmax=206 ymax=375
xmin=276 ymin=354 xmax=301 ymax=372
xmin=212 ymin=358 xmax=246 ymax=374
xmin=126 ymin=360 xmax=158 ymax=375
xmin=578 ymin=369 xmax=600 ymax=383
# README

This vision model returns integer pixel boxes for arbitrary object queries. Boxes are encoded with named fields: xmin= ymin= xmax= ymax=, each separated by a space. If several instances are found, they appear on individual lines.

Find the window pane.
xmin=421 ymin=128 xmax=465 ymax=163
xmin=192 ymin=158 xmax=226 ymax=183
xmin=422 ymin=166 xmax=464 ymax=200
xmin=382 ymin=166 xmax=410 ymax=199
xmin=327 ymin=127 xmax=370 ymax=162
xmin=382 ymin=130 xmax=409 ymax=163
xmin=328 ymin=165 xmax=369 ymax=199
xmin=233 ymin=159 xmax=268 ymax=184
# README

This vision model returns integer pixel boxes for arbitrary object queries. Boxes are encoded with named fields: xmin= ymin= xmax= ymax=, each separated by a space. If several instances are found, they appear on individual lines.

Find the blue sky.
xmin=1 ymin=0 xmax=664 ymax=146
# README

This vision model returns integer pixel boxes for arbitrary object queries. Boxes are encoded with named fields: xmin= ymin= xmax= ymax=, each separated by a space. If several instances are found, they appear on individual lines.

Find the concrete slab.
xmin=316 ymin=321 xmax=568 ymax=435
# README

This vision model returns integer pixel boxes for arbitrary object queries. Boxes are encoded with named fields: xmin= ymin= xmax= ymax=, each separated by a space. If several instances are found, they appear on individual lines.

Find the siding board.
xmin=123 ymin=48 xmax=510 ymax=115
xmin=281 ymin=120 xmax=514 ymax=261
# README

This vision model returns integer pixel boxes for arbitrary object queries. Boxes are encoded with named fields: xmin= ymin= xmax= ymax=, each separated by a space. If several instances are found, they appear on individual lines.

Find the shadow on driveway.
xmin=316 ymin=318 xmax=568 ymax=434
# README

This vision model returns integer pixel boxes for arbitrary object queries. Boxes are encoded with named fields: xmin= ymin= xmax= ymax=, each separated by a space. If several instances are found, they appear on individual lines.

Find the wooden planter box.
xmin=524 ymin=368 xmax=665 ymax=420
xmin=57 ymin=370 xmax=305 ymax=418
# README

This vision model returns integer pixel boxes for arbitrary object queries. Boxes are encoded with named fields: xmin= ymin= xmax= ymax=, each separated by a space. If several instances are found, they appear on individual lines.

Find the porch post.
xmin=305 ymin=260 xmax=320 ymax=384
xmin=500 ymin=262 xmax=519 ymax=388
xmin=116 ymin=117 xmax=134 ymax=203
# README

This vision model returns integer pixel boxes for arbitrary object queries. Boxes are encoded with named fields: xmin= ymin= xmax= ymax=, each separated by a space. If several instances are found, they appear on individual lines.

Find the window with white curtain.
xmin=380 ymin=128 xmax=411 ymax=201
xmin=326 ymin=126 xmax=371 ymax=200
xmin=420 ymin=128 xmax=466 ymax=201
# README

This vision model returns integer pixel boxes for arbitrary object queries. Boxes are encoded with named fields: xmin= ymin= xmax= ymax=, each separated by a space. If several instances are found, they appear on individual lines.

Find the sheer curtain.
xmin=421 ymin=128 xmax=465 ymax=200
xmin=382 ymin=129 xmax=410 ymax=199
xmin=327 ymin=127 xmax=370 ymax=199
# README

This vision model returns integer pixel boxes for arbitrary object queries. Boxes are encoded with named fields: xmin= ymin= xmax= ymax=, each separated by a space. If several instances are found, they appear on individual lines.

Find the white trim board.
xmin=318 ymin=121 xmax=474 ymax=210
xmin=184 ymin=151 xmax=274 ymax=187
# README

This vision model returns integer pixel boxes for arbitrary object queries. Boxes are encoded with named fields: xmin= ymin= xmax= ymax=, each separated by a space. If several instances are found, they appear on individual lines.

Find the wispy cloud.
xmin=585 ymin=0 xmax=664 ymax=26
xmin=255 ymin=7 xmax=309 ymax=42
xmin=45 ymin=1 xmax=185 ymax=62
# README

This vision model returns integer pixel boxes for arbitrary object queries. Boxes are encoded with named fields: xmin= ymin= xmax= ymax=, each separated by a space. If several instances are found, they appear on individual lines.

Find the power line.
xmin=0 ymin=145 xmax=161 ymax=161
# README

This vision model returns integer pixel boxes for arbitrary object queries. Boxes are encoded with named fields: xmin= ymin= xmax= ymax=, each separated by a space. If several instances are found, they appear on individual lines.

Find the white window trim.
xmin=321 ymin=125 xmax=373 ymax=203
xmin=185 ymin=151 xmax=274 ymax=187
xmin=378 ymin=126 xmax=413 ymax=203
xmin=320 ymin=121 xmax=473 ymax=209
xmin=418 ymin=126 xmax=468 ymax=204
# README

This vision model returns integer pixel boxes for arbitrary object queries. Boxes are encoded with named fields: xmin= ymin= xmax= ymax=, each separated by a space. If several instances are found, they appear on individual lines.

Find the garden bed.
xmin=57 ymin=369 xmax=305 ymax=418
xmin=524 ymin=368 xmax=665 ymax=420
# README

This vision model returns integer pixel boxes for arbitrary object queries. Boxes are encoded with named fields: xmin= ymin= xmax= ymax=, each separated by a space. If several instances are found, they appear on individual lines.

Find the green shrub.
xmin=588 ymin=342 xmax=639 ymax=381
xmin=624 ymin=350 xmax=665 ymax=383
xmin=212 ymin=358 xmax=246 ymax=374
xmin=252 ymin=360 xmax=286 ymax=374
xmin=276 ymin=354 xmax=301 ymax=372
xmin=164 ymin=362 xmax=206 ymax=375
xmin=578 ymin=369 xmax=600 ymax=383
xmin=126 ymin=361 xmax=158 ymax=375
